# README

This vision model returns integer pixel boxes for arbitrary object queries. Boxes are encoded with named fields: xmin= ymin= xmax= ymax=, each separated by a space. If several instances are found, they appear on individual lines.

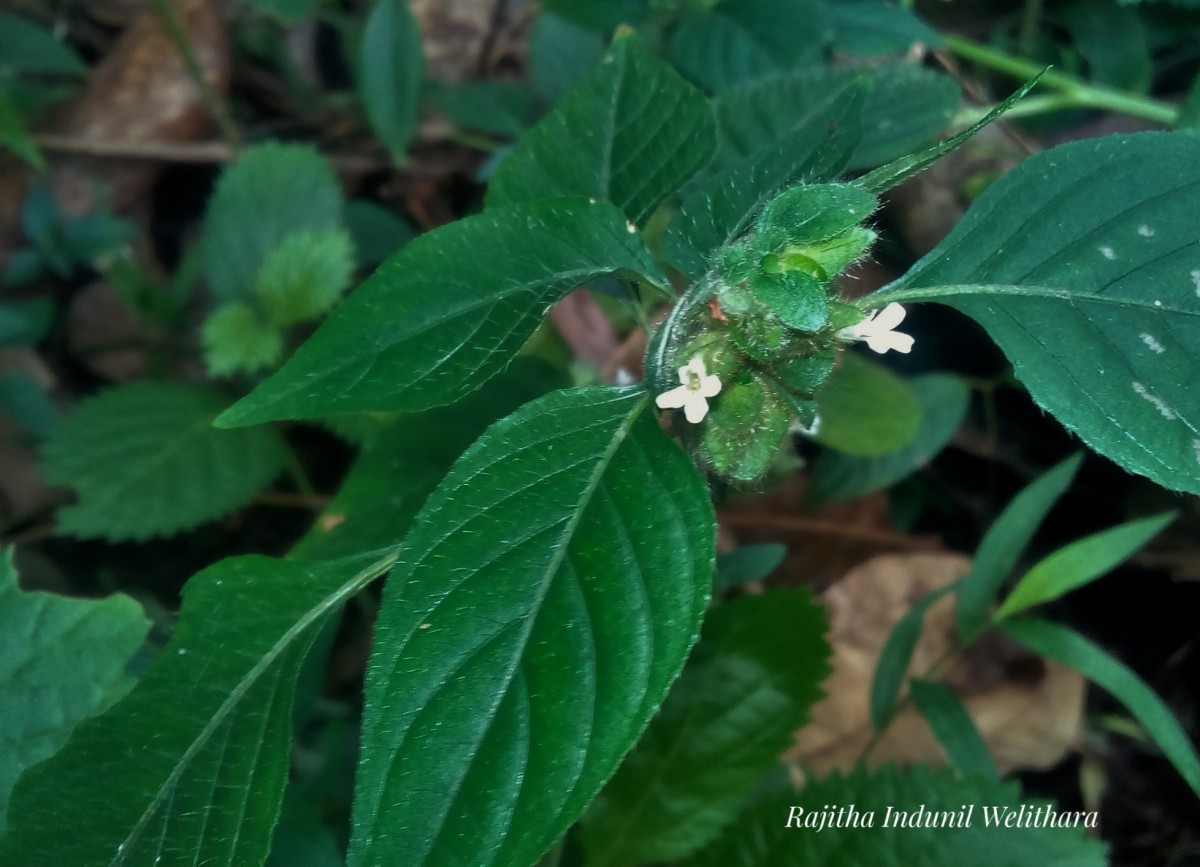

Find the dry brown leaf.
xmin=549 ymin=289 xmax=619 ymax=367
xmin=788 ymin=552 xmax=1085 ymax=775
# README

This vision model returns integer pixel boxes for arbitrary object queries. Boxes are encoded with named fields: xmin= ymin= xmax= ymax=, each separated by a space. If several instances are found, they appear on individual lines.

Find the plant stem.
xmin=943 ymin=34 xmax=1179 ymax=126
xmin=150 ymin=0 xmax=241 ymax=148
xmin=857 ymin=642 xmax=963 ymax=765
xmin=1017 ymin=0 xmax=1043 ymax=59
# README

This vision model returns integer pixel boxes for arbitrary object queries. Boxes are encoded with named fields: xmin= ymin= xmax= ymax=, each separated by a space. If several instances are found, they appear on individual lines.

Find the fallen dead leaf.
xmin=788 ymin=552 xmax=1085 ymax=776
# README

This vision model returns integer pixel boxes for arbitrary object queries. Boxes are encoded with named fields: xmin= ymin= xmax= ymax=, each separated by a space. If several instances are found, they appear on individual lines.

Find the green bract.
xmin=649 ymin=181 xmax=879 ymax=482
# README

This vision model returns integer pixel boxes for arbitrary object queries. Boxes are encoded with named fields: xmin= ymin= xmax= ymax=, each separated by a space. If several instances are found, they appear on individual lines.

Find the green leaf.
xmin=528 ymin=12 xmax=606 ymax=104
xmin=0 ymin=371 xmax=55 ymax=440
xmin=429 ymin=81 xmax=540 ymax=138
xmin=0 ymin=551 xmax=395 ymax=866
xmin=359 ymin=0 xmax=424 ymax=157
xmin=581 ymin=588 xmax=829 ymax=866
xmin=488 ymin=34 xmax=716 ymax=226
xmin=870 ymin=582 xmax=959 ymax=729
xmin=667 ymin=0 xmax=827 ymax=93
xmin=996 ymin=512 xmax=1174 ymax=620
xmin=202 ymin=142 xmax=344 ymax=303
xmin=910 ymin=679 xmax=998 ymax=780
xmin=41 ymin=383 xmax=287 ymax=540
xmin=713 ymin=542 xmax=786 ymax=593
xmin=1003 ymin=617 xmax=1200 ymax=799
xmin=343 ymin=199 xmax=414 ymax=267
xmin=876 ymin=133 xmax=1200 ymax=495
xmin=0 ymin=12 xmax=86 ymax=74
xmin=808 ymin=373 xmax=969 ymax=506
xmin=201 ymin=301 xmax=285 ymax=376
xmin=349 ymin=386 xmax=715 ymax=867
xmin=686 ymin=764 xmax=1106 ymax=867
xmin=662 ymin=81 xmax=865 ymax=281
xmin=218 ymin=199 xmax=664 ymax=426
xmin=540 ymin=0 xmax=648 ymax=33
xmin=291 ymin=359 xmax=568 ymax=560
xmin=715 ymin=66 xmax=959 ymax=173
xmin=811 ymin=352 xmax=921 ymax=457
xmin=0 ymin=91 xmax=44 ymax=170
xmin=0 ymin=550 xmax=149 ymax=829
xmin=255 ymin=228 xmax=356 ymax=325
xmin=956 ymin=454 xmax=1082 ymax=639
xmin=0 ymin=298 xmax=52 ymax=348
xmin=858 ymin=73 xmax=1042 ymax=195
xmin=1059 ymin=0 xmax=1150 ymax=92
xmin=825 ymin=0 xmax=942 ymax=56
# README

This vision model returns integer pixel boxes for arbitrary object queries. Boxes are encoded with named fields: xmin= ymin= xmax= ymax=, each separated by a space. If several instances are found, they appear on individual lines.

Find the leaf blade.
xmin=359 ymin=0 xmax=424 ymax=157
xmin=348 ymin=386 xmax=715 ymax=867
xmin=218 ymin=199 xmax=664 ymax=426
xmin=910 ymin=678 xmax=998 ymax=780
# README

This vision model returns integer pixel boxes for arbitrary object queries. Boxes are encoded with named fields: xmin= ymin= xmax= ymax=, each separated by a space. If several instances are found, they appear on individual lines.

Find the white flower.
xmin=655 ymin=356 xmax=722 ymax=423
xmin=837 ymin=302 xmax=914 ymax=354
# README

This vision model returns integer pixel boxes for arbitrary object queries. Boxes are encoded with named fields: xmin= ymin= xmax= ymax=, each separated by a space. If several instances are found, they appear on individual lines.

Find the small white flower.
xmin=655 ymin=356 xmax=722 ymax=424
xmin=837 ymin=302 xmax=914 ymax=354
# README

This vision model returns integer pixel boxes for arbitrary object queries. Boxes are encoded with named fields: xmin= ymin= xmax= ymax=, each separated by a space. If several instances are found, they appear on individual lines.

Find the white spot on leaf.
xmin=1099 ymin=245 xmax=1116 ymax=260
xmin=1191 ymin=269 xmax=1200 ymax=297
xmin=1140 ymin=333 xmax=1165 ymax=354
xmin=1137 ymin=224 xmax=1154 ymax=237
xmin=1194 ymin=439 xmax=1200 ymax=465
xmin=1132 ymin=382 xmax=1176 ymax=419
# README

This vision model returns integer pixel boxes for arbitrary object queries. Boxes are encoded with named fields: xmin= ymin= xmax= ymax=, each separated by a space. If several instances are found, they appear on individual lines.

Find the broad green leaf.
xmin=201 ymin=142 xmax=344 ymax=303
xmin=0 ymin=298 xmax=52 ymax=347
xmin=0 ymin=371 xmax=55 ymax=440
xmin=825 ymin=0 xmax=942 ymax=56
xmin=1003 ymin=617 xmax=1200 ymax=799
xmin=528 ymin=12 xmax=606 ymax=104
xmin=218 ymin=199 xmax=663 ymax=426
xmin=955 ymin=454 xmax=1082 ymax=639
xmin=811 ymin=352 xmax=921 ymax=457
xmin=0 ymin=12 xmax=86 ymax=74
xmin=201 ymin=302 xmax=285 ymax=376
xmin=686 ymin=765 xmax=1106 ymax=867
xmin=667 ymin=0 xmax=827 ymax=93
xmin=0 ymin=92 xmax=43 ymax=170
xmin=541 ymin=0 xmax=648 ymax=33
xmin=349 ymin=386 xmax=715 ymax=867
xmin=359 ymin=0 xmax=424 ymax=158
xmin=488 ymin=35 xmax=716 ymax=226
xmin=0 ymin=551 xmax=395 ymax=866
xmin=254 ymin=228 xmax=356 ymax=325
xmin=713 ymin=542 xmax=786 ymax=593
xmin=429 ymin=81 xmax=540 ymax=138
xmin=714 ymin=66 xmax=960 ymax=172
xmin=910 ymin=679 xmax=998 ymax=779
xmin=343 ymin=199 xmax=415 ymax=267
xmin=292 ymin=359 xmax=568 ymax=560
xmin=581 ymin=589 xmax=830 ymax=865
xmin=996 ymin=512 xmax=1174 ymax=620
xmin=662 ymin=81 xmax=865 ymax=281
xmin=0 ymin=550 xmax=149 ymax=829
xmin=808 ymin=373 xmax=969 ymax=506
xmin=873 ymin=133 xmax=1200 ymax=495
xmin=870 ymin=582 xmax=959 ymax=729
xmin=41 ymin=383 xmax=287 ymax=540
xmin=1059 ymin=0 xmax=1150 ymax=92
xmin=858 ymin=73 xmax=1042 ymax=195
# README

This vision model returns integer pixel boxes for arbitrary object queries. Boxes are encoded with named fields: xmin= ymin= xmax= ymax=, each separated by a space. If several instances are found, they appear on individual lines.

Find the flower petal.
xmin=871 ymin=302 xmax=907 ymax=332
xmin=698 ymin=374 xmax=722 ymax=398
xmin=683 ymin=395 xmax=710 ymax=423
xmin=655 ymin=386 xmax=690 ymax=409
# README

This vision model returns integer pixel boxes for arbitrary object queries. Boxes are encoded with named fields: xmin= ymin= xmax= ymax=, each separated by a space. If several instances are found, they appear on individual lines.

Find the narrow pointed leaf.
xmin=581 ymin=589 xmax=830 ymax=865
xmin=349 ymin=386 xmax=715 ymax=867
xmin=0 ymin=551 xmax=149 ymax=828
xmin=910 ymin=679 xmax=998 ymax=780
xmin=996 ymin=512 xmax=1174 ymax=620
xmin=488 ymin=34 xmax=716 ymax=225
xmin=1003 ymin=617 xmax=1200 ymax=798
xmin=956 ymin=454 xmax=1083 ymax=638
xmin=218 ymin=200 xmax=663 ymax=426
xmin=870 ymin=582 xmax=959 ymax=729
xmin=874 ymin=133 xmax=1200 ymax=494
xmin=359 ymin=0 xmax=424 ymax=157
xmin=663 ymin=82 xmax=865 ymax=281
xmin=0 ymin=551 xmax=395 ymax=866
xmin=858 ymin=73 xmax=1042 ymax=194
